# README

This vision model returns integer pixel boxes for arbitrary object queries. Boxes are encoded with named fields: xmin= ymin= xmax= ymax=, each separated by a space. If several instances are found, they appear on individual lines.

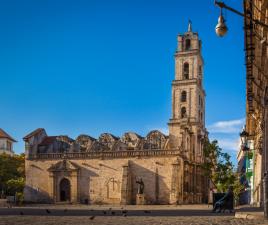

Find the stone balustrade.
xmin=28 ymin=149 xmax=182 ymax=160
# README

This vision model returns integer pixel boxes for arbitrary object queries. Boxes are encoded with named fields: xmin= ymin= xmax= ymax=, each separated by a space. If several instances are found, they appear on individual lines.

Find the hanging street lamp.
xmin=240 ymin=128 xmax=250 ymax=152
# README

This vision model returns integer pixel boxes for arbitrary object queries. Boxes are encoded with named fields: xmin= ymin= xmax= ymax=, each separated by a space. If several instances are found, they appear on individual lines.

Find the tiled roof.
xmin=23 ymin=128 xmax=45 ymax=141
xmin=0 ymin=128 xmax=17 ymax=142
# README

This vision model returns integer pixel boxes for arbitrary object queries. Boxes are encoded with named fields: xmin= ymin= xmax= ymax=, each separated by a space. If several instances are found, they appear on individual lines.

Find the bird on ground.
xmin=122 ymin=210 xmax=128 ymax=217
xmin=102 ymin=210 xmax=106 ymax=215
xmin=111 ymin=211 xmax=115 ymax=215
xmin=45 ymin=209 xmax=51 ymax=214
xmin=89 ymin=216 xmax=95 ymax=220
xmin=19 ymin=211 xmax=24 ymax=215
xmin=144 ymin=210 xmax=151 ymax=213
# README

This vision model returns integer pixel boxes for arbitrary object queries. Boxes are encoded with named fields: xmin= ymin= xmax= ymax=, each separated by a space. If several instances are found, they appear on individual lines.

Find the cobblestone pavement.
xmin=0 ymin=205 xmax=267 ymax=225
xmin=0 ymin=215 xmax=267 ymax=225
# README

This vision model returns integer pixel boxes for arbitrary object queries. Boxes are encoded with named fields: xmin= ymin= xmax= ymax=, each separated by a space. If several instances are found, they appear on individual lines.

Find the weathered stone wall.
xmin=25 ymin=156 xmax=185 ymax=205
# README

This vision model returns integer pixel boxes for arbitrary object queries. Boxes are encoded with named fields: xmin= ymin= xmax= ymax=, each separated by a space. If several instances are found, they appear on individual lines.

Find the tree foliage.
xmin=6 ymin=177 xmax=25 ymax=195
xmin=0 ymin=153 xmax=25 ymax=197
xmin=202 ymin=139 xmax=243 ymax=196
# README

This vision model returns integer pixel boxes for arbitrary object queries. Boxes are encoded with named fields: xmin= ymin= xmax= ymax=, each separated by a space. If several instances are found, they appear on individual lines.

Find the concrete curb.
xmin=235 ymin=212 xmax=264 ymax=220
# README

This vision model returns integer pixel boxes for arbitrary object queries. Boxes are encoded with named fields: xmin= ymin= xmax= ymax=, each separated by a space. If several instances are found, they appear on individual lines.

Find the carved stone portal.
xmin=47 ymin=159 xmax=80 ymax=203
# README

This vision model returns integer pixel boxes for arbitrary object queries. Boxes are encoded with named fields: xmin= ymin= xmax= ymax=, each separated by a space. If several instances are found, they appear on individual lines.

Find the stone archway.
xmin=59 ymin=178 xmax=71 ymax=202
xmin=48 ymin=160 xmax=80 ymax=203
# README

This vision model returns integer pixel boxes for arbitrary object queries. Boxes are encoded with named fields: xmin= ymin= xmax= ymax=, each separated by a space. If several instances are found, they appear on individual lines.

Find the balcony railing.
xmin=28 ymin=149 xmax=182 ymax=160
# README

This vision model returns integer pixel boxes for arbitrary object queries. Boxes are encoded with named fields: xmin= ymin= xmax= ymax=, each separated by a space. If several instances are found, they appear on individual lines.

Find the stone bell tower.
xmin=168 ymin=21 xmax=206 ymax=163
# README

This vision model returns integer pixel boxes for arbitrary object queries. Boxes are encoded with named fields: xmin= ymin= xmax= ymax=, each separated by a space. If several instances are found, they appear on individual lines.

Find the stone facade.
xmin=24 ymin=24 xmax=208 ymax=205
xmin=243 ymin=0 xmax=268 ymax=206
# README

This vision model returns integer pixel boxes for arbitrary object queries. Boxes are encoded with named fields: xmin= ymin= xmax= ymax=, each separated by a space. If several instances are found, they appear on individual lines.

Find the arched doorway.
xmin=59 ymin=178 xmax=71 ymax=201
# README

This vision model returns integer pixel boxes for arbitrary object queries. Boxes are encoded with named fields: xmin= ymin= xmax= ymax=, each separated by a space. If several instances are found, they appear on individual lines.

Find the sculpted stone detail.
xmin=75 ymin=135 xmax=96 ymax=152
xmin=143 ymin=130 xmax=168 ymax=150
xmin=99 ymin=133 xmax=119 ymax=149
xmin=106 ymin=178 xmax=121 ymax=199
xmin=136 ymin=178 xmax=145 ymax=194
xmin=25 ymin=129 xmax=171 ymax=155
xmin=121 ymin=132 xmax=143 ymax=150
xmin=48 ymin=159 xmax=80 ymax=172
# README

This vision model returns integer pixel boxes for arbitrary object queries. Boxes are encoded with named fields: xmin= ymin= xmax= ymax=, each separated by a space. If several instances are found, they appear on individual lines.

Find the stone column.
xmin=155 ymin=167 xmax=159 ymax=204
xmin=170 ymin=159 xmax=182 ymax=204
xmin=70 ymin=171 xmax=78 ymax=203
xmin=48 ymin=172 xmax=55 ymax=203
xmin=120 ymin=163 xmax=131 ymax=205
xmin=193 ymin=164 xmax=197 ymax=203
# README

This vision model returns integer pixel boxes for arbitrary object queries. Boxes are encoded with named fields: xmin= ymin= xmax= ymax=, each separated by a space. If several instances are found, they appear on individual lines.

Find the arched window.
xmin=185 ymin=39 xmax=191 ymax=50
xmin=183 ymin=63 xmax=189 ymax=79
xmin=181 ymin=107 xmax=187 ymax=118
xmin=181 ymin=91 xmax=187 ymax=102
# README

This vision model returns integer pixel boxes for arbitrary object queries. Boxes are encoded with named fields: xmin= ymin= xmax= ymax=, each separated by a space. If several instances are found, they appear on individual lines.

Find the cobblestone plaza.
xmin=0 ymin=215 xmax=266 ymax=225
xmin=0 ymin=205 xmax=267 ymax=225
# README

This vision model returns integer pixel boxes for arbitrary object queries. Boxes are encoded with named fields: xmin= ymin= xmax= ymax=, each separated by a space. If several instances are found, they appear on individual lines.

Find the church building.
xmin=24 ymin=23 xmax=208 ymax=204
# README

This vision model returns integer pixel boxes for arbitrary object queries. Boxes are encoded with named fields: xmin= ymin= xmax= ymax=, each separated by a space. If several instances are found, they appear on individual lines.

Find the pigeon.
xmin=144 ymin=210 xmax=151 ymax=213
xmin=102 ymin=210 xmax=107 ymax=215
xmin=122 ymin=210 xmax=128 ymax=217
xmin=89 ymin=216 xmax=95 ymax=220
xmin=46 ymin=209 xmax=51 ymax=214
xmin=19 ymin=211 xmax=24 ymax=215
xmin=111 ymin=211 xmax=115 ymax=215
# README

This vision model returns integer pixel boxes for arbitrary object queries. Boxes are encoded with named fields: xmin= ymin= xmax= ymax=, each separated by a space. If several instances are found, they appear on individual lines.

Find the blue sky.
xmin=0 ymin=0 xmax=245 ymax=163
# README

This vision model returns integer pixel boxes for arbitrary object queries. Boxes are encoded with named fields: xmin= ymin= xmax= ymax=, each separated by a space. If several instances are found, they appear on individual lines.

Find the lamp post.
xmin=240 ymin=128 xmax=249 ymax=152
xmin=214 ymin=0 xmax=268 ymax=38
xmin=215 ymin=7 xmax=227 ymax=37
xmin=214 ymin=0 xmax=268 ymax=219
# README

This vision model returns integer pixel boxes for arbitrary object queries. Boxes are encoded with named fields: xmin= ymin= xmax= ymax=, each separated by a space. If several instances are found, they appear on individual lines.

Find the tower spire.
xmin=188 ymin=20 xmax=192 ymax=32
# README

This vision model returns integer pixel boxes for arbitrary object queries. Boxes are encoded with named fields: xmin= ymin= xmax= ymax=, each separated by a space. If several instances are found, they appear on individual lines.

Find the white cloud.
xmin=216 ymin=137 xmax=241 ymax=152
xmin=207 ymin=118 xmax=245 ymax=134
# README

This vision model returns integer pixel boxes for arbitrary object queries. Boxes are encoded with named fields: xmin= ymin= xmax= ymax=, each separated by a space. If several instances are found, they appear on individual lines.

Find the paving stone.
xmin=0 ymin=216 xmax=266 ymax=225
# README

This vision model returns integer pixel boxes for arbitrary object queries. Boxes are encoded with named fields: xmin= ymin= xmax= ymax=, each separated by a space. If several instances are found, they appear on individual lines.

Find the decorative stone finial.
xmin=188 ymin=20 xmax=192 ymax=32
